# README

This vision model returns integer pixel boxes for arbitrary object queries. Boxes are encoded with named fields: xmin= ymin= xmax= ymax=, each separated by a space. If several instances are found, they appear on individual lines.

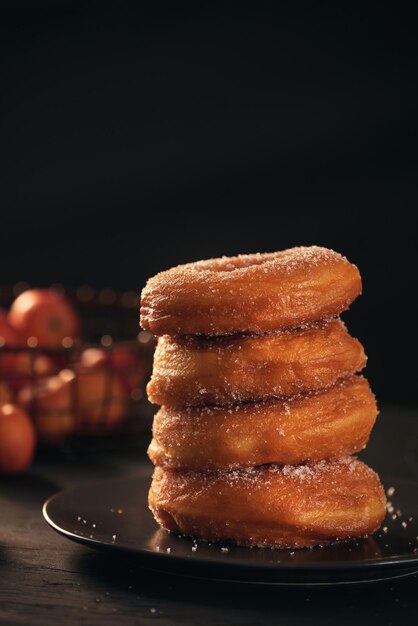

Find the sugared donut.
xmin=148 ymin=376 xmax=377 ymax=470
xmin=147 ymin=319 xmax=366 ymax=407
xmin=149 ymin=457 xmax=386 ymax=548
xmin=140 ymin=246 xmax=361 ymax=337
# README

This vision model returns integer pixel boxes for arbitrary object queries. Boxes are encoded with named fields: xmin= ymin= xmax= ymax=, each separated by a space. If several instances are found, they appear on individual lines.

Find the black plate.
xmin=43 ymin=473 xmax=418 ymax=586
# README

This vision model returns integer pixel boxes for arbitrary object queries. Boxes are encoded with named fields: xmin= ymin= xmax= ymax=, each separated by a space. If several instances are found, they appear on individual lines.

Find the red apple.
xmin=79 ymin=346 xmax=145 ymax=393
xmin=75 ymin=365 xmax=128 ymax=431
xmin=0 ymin=381 xmax=12 ymax=404
xmin=8 ymin=289 xmax=80 ymax=348
xmin=109 ymin=347 xmax=146 ymax=393
xmin=1 ymin=302 xmax=57 ymax=393
xmin=18 ymin=370 xmax=76 ymax=444
xmin=0 ymin=403 xmax=36 ymax=474
xmin=0 ymin=310 xmax=35 ymax=390
xmin=0 ymin=308 xmax=19 ymax=346
xmin=1 ymin=351 xmax=56 ymax=394
xmin=79 ymin=347 xmax=107 ymax=369
xmin=18 ymin=365 xmax=128 ymax=441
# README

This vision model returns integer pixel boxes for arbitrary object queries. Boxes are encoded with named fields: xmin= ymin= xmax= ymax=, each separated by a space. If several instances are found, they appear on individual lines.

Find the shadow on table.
xmin=0 ymin=472 xmax=61 ymax=505
xmin=73 ymin=549 xmax=417 ymax=625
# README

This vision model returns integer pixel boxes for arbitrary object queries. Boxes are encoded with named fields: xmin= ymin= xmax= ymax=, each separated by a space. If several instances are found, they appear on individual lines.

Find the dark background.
xmin=1 ymin=1 xmax=417 ymax=403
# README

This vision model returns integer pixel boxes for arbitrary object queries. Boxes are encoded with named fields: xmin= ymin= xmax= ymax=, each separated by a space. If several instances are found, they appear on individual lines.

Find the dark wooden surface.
xmin=1 ymin=405 xmax=418 ymax=626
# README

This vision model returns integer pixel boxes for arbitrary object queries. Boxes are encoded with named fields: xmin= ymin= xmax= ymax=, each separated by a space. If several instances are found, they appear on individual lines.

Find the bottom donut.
xmin=149 ymin=457 xmax=387 ymax=549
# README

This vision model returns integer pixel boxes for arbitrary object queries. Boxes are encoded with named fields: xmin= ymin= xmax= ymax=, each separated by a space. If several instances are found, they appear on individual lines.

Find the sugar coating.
xmin=144 ymin=246 xmax=385 ymax=547
xmin=212 ymin=456 xmax=363 ymax=486
xmin=150 ymin=454 xmax=386 ymax=548
xmin=156 ymin=374 xmax=371 ymax=420
xmin=144 ymin=246 xmax=344 ymax=285
xmin=140 ymin=246 xmax=362 ymax=337
xmin=160 ymin=456 xmax=370 ymax=489
xmin=147 ymin=319 xmax=367 ymax=407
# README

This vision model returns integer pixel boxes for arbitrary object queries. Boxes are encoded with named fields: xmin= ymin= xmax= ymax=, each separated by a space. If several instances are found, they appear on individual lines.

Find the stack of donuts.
xmin=141 ymin=246 xmax=386 ymax=548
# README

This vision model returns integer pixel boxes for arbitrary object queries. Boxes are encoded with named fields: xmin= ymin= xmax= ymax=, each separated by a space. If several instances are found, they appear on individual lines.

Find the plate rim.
xmin=42 ymin=475 xmax=418 ymax=574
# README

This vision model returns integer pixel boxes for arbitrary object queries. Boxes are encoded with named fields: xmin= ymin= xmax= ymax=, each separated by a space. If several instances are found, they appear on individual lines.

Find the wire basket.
xmin=0 ymin=284 xmax=155 ymax=446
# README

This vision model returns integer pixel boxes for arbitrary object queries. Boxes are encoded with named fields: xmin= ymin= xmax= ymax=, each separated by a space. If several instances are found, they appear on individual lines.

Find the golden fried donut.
xmin=148 ymin=376 xmax=377 ymax=470
xmin=149 ymin=457 xmax=386 ymax=548
xmin=147 ymin=319 xmax=366 ymax=406
xmin=140 ymin=246 xmax=361 ymax=336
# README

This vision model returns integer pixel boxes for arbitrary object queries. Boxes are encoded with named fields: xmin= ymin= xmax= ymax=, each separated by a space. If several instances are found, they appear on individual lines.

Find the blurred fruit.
xmin=8 ymin=289 xmax=80 ymax=348
xmin=0 ymin=403 xmax=36 ymax=474
xmin=18 ymin=371 xmax=75 ymax=444
xmin=0 ymin=310 xmax=22 ymax=385
xmin=79 ymin=348 xmax=107 ymax=369
xmin=109 ymin=347 xmax=146 ymax=393
xmin=75 ymin=365 xmax=128 ymax=431
xmin=1 ymin=351 xmax=55 ymax=394
xmin=0 ymin=308 xmax=19 ymax=345
xmin=18 ymin=365 xmax=128 ymax=441
xmin=80 ymin=346 xmax=145 ymax=393
xmin=0 ymin=381 xmax=12 ymax=403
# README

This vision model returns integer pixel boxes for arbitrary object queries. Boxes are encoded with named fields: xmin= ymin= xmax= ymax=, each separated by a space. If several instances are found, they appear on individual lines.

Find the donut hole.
xmin=190 ymin=247 xmax=336 ymax=274
xmin=197 ymin=252 xmax=279 ymax=273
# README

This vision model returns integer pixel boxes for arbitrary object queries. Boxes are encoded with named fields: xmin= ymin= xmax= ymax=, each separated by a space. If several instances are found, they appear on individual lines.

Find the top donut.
xmin=140 ymin=246 xmax=361 ymax=336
